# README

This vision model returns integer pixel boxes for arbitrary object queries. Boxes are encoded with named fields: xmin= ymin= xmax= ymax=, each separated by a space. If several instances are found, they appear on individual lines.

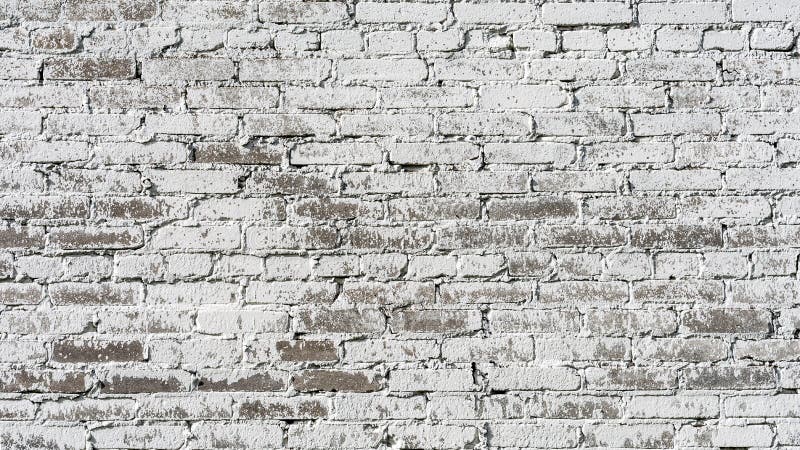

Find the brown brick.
xmin=0 ymin=370 xmax=89 ymax=393
xmin=48 ymin=226 xmax=143 ymax=250
xmin=292 ymin=370 xmax=383 ymax=393
xmin=49 ymin=282 xmax=141 ymax=306
xmin=391 ymin=310 xmax=482 ymax=334
xmin=52 ymin=340 xmax=145 ymax=363
xmin=100 ymin=369 xmax=192 ymax=393
xmin=197 ymin=370 xmax=287 ymax=392
xmin=44 ymin=57 xmax=136 ymax=80
xmin=65 ymin=0 xmax=157 ymax=20
xmin=237 ymin=397 xmax=329 ymax=419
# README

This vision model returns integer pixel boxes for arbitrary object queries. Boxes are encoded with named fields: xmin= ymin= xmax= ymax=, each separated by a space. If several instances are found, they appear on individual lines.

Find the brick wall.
xmin=0 ymin=0 xmax=798 ymax=448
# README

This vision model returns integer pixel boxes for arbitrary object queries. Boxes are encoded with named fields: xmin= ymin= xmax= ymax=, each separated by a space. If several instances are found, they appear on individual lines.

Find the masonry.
xmin=0 ymin=0 xmax=799 ymax=448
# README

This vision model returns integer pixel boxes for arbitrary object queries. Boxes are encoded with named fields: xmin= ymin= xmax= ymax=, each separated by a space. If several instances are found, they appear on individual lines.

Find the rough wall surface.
xmin=2 ymin=0 xmax=800 ymax=448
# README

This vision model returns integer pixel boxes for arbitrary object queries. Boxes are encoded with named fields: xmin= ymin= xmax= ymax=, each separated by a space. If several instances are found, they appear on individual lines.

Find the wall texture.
xmin=1 ymin=0 xmax=799 ymax=448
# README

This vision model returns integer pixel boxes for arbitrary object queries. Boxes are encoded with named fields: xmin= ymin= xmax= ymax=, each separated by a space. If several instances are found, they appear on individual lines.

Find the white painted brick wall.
xmin=0 ymin=0 xmax=798 ymax=448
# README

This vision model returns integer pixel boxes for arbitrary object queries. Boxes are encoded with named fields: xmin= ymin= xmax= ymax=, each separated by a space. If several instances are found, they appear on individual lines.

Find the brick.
xmin=65 ymin=0 xmax=156 ymax=21
xmin=488 ymin=367 xmax=580 ymax=391
xmin=528 ymin=394 xmax=621 ymax=419
xmin=44 ymin=57 xmax=135 ymax=80
xmin=197 ymin=309 xmax=287 ymax=333
xmin=247 ymin=226 xmax=338 ymax=250
xmin=91 ymin=425 xmax=185 ymax=449
xmin=586 ymin=309 xmax=677 ymax=337
xmin=640 ymin=2 xmax=726 ymax=24
xmin=330 ymin=396 xmax=415 ymax=419
xmin=0 ymin=111 xmax=42 ymax=135
xmin=0 ymin=195 xmax=88 ymax=219
xmin=392 ymin=309 xmax=481 ymax=334
xmin=439 ymin=112 xmax=530 ymax=135
xmin=481 ymin=85 xmax=566 ymax=109
xmin=49 ymin=282 xmax=140 ymax=305
xmin=435 ymin=58 xmax=524 ymax=81
xmin=629 ymin=395 xmax=718 ymax=419
xmin=487 ymin=197 xmax=578 ymax=221
xmin=198 ymin=370 xmax=286 ymax=392
xmin=673 ymin=85 xmax=759 ymax=109
xmin=725 ymin=59 xmax=800 ymax=83
xmin=439 ymin=281 xmax=530 ymax=304
xmin=390 ymin=369 xmax=476 ymax=392
xmin=0 ymin=426 xmax=85 ymax=450
xmin=285 ymin=86 xmax=375 ymax=110
xmin=0 ymin=370 xmax=89 ymax=393
xmin=732 ymin=0 xmax=800 ymax=21
xmin=539 ymin=225 xmax=626 ymax=248
xmin=656 ymin=29 xmax=702 ymax=52
xmin=585 ymin=424 xmax=674 ymax=448
xmin=513 ymin=30 xmax=557 ymax=52
xmin=725 ymin=394 xmax=800 ymax=417
xmin=237 ymin=396 xmax=328 ymax=419
xmin=453 ymin=3 xmax=536 ymax=23
xmin=388 ymin=424 xmax=479 ymax=449
xmin=356 ymin=2 xmax=447 ymax=23
xmin=99 ymin=369 xmax=192 ymax=393
xmin=705 ymin=30 xmax=747 ymax=51
xmin=0 ymin=58 xmax=40 ymax=80
xmin=682 ymin=366 xmax=775 ymax=390
xmin=632 ymin=113 xmax=722 ymax=136
xmin=751 ymin=28 xmax=795 ymax=50
xmin=244 ymin=113 xmax=335 ymax=136
xmin=341 ymin=113 xmax=432 ymax=137
xmin=191 ymin=423 xmax=282 ymax=449
xmin=630 ymin=169 xmax=721 ymax=190
xmin=0 ymin=85 xmax=85 ymax=108
xmin=260 ymin=2 xmax=347 ymax=23
xmin=94 ymin=142 xmax=187 ymax=165
xmin=438 ymin=225 xmax=529 ymax=249
xmin=47 ymin=113 xmax=138 ymax=135
xmin=635 ymin=337 xmax=727 ymax=362
xmin=543 ymin=2 xmax=631 ymax=25
xmin=627 ymin=58 xmax=717 ymax=81
xmin=537 ymin=337 xmax=628 ymax=361
xmin=577 ymin=86 xmax=665 ymax=109
xmin=287 ymin=424 xmax=382 ymax=449
xmin=417 ymin=30 xmax=463 ymax=52
xmin=585 ymin=367 xmax=677 ymax=390
xmin=338 ymin=58 xmax=427 ymax=81
xmin=49 ymin=226 xmax=143 ymax=250
xmin=344 ymin=339 xmax=438 ymax=362
xmin=91 ymin=85 xmax=180 ymax=109
xmin=728 ymin=225 xmax=800 ymax=247
xmin=151 ymin=225 xmax=240 ymax=250
xmin=296 ymin=307 xmax=385 ymax=333
xmin=562 ymin=30 xmax=607 ymax=51
xmin=161 ymin=1 xmax=248 ymax=24
xmin=735 ymin=339 xmax=800 ymax=361
xmin=540 ymin=281 xmax=628 ymax=304
xmin=490 ymin=309 xmax=579 ymax=333
xmin=528 ymin=59 xmax=618 ymax=80
xmin=382 ymin=87 xmax=473 ymax=108
xmin=240 ymin=59 xmax=330 ymax=82
xmin=146 ymin=282 xmax=238 ymax=305
xmin=146 ymin=113 xmax=237 ymax=135
xmin=52 ymin=339 xmax=144 ymax=363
